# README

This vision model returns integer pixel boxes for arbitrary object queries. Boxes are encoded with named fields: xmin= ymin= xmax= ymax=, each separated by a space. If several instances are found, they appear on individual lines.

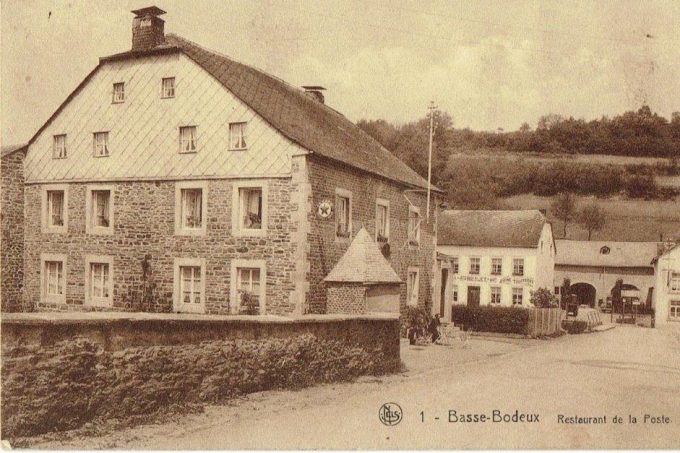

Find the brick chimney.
xmin=302 ymin=86 xmax=326 ymax=104
xmin=131 ymin=6 xmax=166 ymax=51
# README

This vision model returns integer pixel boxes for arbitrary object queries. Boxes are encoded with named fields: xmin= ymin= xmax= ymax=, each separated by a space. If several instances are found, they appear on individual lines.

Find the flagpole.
xmin=426 ymin=101 xmax=436 ymax=222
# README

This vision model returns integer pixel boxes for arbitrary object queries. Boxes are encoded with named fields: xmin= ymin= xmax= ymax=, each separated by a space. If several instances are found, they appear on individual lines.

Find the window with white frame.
xmin=452 ymin=284 xmax=458 ymax=303
xmin=180 ymin=266 xmax=202 ymax=305
xmin=376 ymin=199 xmax=389 ymax=241
xmin=239 ymin=187 xmax=263 ymax=231
xmin=407 ymin=268 xmax=420 ymax=306
xmin=41 ymin=256 xmax=66 ymax=303
xmin=180 ymin=188 xmax=203 ymax=229
xmin=451 ymin=257 xmax=459 ymax=274
xmin=179 ymin=126 xmax=197 ymax=153
xmin=469 ymin=257 xmax=480 ymax=275
xmin=53 ymin=134 xmax=67 ymax=159
xmin=335 ymin=189 xmax=351 ymax=239
xmin=85 ymin=256 xmax=113 ymax=307
xmin=512 ymin=287 xmax=523 ymax=306
xmin=408 ymin=205 xmax=420 ymax=245
xmin=513 ymin=258 xmax=525 ymax=276
xmin=86 ymin=188 xmax=113 ymax=234
xmin=161 ymin=77 xmax=175 ymax=98
xmin=229 ymin=122 xmax=248 ymax=150
xmin=173 ymin=258 xmax=205 ymax=313
xmin=93 ymin=132 xmax=109 ymax=157
xmin=175 ymin=182 xmax=207 ymax=235
xmin=237 ymin=267 xmax=261 ymax=313
xmin=491 ymin=257 xmax=503 ymax=276
xmin=231 ymin=259 xmax=266 ymax=315
xmin=47 ymin=190 xmax=65 ymax=228
xmin=112 ymin=82 xmax=125 ymax=103
xmin=490 ymin=286 xmax=501 ymax=305
xmin=670 ymin=300 xmax=680 ymax=319
xmin=670 ymin=272 xmax=680 ymax=292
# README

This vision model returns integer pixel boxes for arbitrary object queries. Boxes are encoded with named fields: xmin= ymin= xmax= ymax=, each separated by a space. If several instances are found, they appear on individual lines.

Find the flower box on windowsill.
xmin=408 ymin=239 xmax=419 ymax=247
xmin=377 ymin=234 xmax=389 ymax=244
xmin=336 ymin=230 xmax=351 ymax=239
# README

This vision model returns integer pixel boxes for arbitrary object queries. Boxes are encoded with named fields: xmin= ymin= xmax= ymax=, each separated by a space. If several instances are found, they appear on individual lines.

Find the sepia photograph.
xmin=1 ymin=0 xmax=679 ymax=449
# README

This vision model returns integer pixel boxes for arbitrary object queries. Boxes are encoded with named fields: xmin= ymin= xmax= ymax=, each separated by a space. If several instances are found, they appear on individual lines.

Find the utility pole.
xmin=426 ymin=101 xmax=436 ymax=222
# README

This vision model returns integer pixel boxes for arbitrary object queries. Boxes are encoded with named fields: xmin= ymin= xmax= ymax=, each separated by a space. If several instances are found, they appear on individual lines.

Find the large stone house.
xmin=435 ymin=210 xmax=555 ymax=321
xmin=1 ymin=7 xmax=441 ymax=316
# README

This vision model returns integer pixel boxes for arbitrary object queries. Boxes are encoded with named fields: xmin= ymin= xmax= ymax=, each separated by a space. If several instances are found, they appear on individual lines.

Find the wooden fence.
xmin=527 ymin=307 xmax=564 ymax=337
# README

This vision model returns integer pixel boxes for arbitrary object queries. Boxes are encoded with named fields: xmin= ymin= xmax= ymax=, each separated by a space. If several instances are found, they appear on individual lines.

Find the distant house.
xmin=652 ymin=244 xmax=680 ymax=325
xmin=553 ymin=240 xmax=657 ymax=308
xmin=435 ymin=210 xmax=555 ymax=320
xmin=2 ymin=7 xmax=442 ymax=316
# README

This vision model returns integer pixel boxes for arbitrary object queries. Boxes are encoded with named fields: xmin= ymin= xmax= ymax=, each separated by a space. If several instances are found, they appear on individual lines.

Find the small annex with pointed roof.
xmin=324 ymin=228 xmax=401 ymax=284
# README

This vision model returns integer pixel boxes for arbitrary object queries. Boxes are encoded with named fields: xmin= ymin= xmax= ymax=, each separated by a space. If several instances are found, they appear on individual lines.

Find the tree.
xmin=550 ymin=192 xmax=577 ymax=238
xmin=578 ymin=203 xmax=606 ymax=240
xmin=530 ymin=287 xmax=559 ymax=308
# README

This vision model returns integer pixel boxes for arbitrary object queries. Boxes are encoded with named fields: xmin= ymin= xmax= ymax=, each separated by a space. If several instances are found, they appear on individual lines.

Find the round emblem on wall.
xmin=318 ymin=199 xmax=333 ymax=218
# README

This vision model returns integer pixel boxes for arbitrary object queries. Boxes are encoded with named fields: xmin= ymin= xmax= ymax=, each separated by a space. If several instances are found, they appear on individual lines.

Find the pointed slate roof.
xmin=438 ymin=210 xmax=549 ymax=248
xmin=30 ymin=32 xmax=441 ymax=193
xmin=324 ymin=228 xmax=402 ymax=284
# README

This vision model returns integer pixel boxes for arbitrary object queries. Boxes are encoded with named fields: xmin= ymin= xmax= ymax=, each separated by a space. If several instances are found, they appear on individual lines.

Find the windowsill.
xmin=229 ymin=147 xmax=248 ymax=151
xmin=513 ymin=274 xmax=525 ymax=277
xmin=87 ymin=226 xmax=113 ymax=236
xmin=93 ymin=154 xmax=110 ymax=158
xmin=52 ymin=156 xmax=67 ymax=160
xmin=112 ymin=101 xmax=124 ymax=104
xmin=235 ymin=227 xmax=266 ymax=238
xmin=491 ymin=273 xmax=502 ymax=276
xmin=161 ymin=96 xmax=175 ymax=99
xmin=175 ymin=227 xmax=206 ymax=237
xmin=178 ymin=150 xmax=198 ymax=154
xmin=42 ymin=296 xmax=66 ymax=305
xmin=335 ymin=234 xmax=352 ymax=243
xmin=86 ymin=299 xmax=112 ymax=308
xmin=43 ymin=225 xmax=67 ymax=234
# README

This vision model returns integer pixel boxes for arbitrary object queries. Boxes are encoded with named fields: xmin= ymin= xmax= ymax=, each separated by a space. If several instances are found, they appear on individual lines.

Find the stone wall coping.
xmin=0 ymin=311 xmax=399 ymax=326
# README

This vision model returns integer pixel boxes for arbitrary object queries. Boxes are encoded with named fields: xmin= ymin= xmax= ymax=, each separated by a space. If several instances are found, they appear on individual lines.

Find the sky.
xmin=2 ymin=0 xmax=679 ymax=146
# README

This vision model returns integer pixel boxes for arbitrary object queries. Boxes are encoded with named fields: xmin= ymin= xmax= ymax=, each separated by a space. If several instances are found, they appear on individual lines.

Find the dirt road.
xmin=31 ymin=325 xmax=680 ymax=449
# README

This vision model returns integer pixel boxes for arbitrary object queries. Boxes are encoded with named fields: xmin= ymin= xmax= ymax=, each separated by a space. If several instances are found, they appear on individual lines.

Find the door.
xmin=467 ymin=286 xmax=480 ymax=307
xmin=440 ymin=269 xmax=448 ymax=317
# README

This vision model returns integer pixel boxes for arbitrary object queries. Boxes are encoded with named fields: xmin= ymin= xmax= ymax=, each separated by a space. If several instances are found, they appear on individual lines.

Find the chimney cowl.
xmin=131 ymin=6 xmax=166 ymax=52
xmin=302 ymin=86 xmax=326 ymax=104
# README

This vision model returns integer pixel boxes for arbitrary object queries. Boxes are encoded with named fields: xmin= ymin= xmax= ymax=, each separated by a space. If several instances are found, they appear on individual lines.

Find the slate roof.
xmin=555 ymin=240 xmax=658 ymax=268
xmin=438 ymin=210 xmax=548 ymax=248
xmin=1 ymin=143 xmax=27 ymax=158
xmin=324 ymin=228 xmax=402 ymax=284
xmin=32 ymin=32 xmax=438 ymax=192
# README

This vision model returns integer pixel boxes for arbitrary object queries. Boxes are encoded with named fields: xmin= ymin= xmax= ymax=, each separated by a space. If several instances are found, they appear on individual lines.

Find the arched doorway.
xmin=571 ymin=283 xmax=597 ymax=307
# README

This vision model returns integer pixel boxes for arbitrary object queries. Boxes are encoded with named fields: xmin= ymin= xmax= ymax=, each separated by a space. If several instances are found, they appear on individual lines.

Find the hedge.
xmin=1 ymin=334 xmax=398 ymax=439
xmin=451 ymin=305 xmax=530 ymax=335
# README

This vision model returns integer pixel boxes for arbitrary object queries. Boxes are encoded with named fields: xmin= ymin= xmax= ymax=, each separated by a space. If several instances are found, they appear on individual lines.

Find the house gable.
xmin=25 ymin=52 xmax=304 ymax=183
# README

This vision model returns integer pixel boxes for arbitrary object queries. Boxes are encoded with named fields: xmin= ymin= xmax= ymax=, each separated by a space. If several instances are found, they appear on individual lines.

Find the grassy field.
xmin=451 ymin=150 xmax=670 ymax=166
xmin=504 ymin=194 xmax=680 ymax=242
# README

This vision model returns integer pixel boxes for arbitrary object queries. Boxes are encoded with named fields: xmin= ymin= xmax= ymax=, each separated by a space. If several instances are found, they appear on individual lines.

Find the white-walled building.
xmin=434 ymin=210 xmax=555 ymax=321
xmin=553 ymin=240 xmax=657 ymax=308
xmin=652 ymin=244 xmax=680 ymax=326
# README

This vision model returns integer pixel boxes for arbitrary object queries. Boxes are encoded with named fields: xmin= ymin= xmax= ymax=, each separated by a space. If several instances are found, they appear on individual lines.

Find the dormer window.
xmin=162 ymin=77 xmax=175 ymax=98
xmin=112 ymin=83 xmax=125 ymax=103
xmin=53 ymin=134 xmax=67 ymax=159
xmin=93 ymin=132 xmax=109 ymax=157
xmin=179 ymin=126 xmax=197 ymax=153
xmin=229 ymin=122 xmax=248 ymax=150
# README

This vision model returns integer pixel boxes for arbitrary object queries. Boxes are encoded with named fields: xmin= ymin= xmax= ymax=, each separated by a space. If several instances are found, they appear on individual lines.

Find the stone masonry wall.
xmin=327 ymin=283 xmax=366 ymax=314
xmin=1 ymin=149 xmax=26 ymax=312
xmin=307 ymin=155 xmax=437 ymax=315
xmin=23 ymin=178 xmax=299 ymax=314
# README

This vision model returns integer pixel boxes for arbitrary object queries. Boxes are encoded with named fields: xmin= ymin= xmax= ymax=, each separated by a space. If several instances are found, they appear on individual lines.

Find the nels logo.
xmin=379 ymin=403 xmax=403 ymax=426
